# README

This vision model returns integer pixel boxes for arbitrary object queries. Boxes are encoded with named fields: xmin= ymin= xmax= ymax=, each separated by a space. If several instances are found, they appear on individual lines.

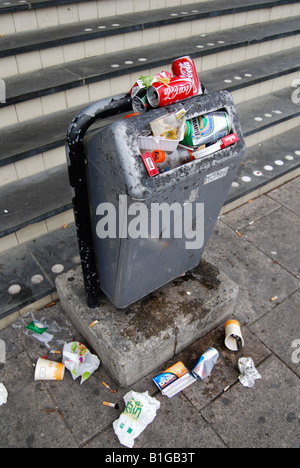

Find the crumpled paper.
xmin=0 ymin=382 xmax=8 ymax=406
xmin=62 ymin=341 xmax=100 ymax=384
xmin=238 ymin=357 xmax=261 ymax=387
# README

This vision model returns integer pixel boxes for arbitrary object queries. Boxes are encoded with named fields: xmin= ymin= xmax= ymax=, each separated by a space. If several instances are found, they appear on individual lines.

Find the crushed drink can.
xmin=192 ymin=347 xmax=219 ymax=380
xmin=182 ymin=111 xmax=231 ymax=148
xmin=132 ymin=89 xmax=151 ymax=113
xmin=147 ymin=77 xmax=194 ymax=108
xmin=171 ymin=56 xmax=201 ymax=96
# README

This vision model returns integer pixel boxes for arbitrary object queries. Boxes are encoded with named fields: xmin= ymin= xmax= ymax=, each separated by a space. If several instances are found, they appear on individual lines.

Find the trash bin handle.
xmin=66 ymin=94 xmax=132 ymax=308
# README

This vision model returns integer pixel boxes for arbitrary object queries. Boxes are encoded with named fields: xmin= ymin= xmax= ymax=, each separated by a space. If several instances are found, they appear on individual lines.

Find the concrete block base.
xmin=56 ymin=260 xmax=238 ymax=387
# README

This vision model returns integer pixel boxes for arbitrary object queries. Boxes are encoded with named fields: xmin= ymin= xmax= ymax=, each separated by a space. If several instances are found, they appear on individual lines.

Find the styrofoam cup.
xmin=34 ymin=358 xmax=65 ymax=381
xmin=224 ymin=319 xmax=244 ymax=351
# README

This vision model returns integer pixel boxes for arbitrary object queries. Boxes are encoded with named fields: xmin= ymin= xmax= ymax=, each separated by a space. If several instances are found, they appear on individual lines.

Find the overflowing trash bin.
xmin=66 ymin=57 xmax=246 ymax=309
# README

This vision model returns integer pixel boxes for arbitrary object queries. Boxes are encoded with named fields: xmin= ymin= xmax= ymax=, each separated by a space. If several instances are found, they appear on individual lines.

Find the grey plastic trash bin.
xmin=75 ymin=90 xmax=245 ymax=309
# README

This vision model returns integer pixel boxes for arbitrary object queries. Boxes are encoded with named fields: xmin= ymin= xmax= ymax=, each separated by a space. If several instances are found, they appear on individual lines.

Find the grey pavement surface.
xmin=0 ymin=177 xmax=299 ymax=450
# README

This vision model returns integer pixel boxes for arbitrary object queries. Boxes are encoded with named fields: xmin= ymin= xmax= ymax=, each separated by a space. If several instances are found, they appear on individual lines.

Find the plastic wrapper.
xmin=62 ymin=341 xmax=100 ymax=384
xmin=113 ymin=390 xmax=160 ymax=448
xmin=150 ymin=110 xmax=186 ymax=139
xmin=238 ymin=357 xmax=261 ymax=387
xmin=0 ymin=382 xmax=8 ymax=406
xmin=12 ymin=312 xmax=74 ymax=350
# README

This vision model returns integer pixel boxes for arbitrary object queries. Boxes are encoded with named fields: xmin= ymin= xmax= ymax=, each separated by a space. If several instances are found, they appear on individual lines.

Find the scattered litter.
xmin=103 ymin=401 xmax=119 ymax=409
xmin=235 ymin=230 xmax=242 ymax=237
xmin=0 ymin=382 xmax=8 ymax=406
xmin=113 ymin=390 xmax=160 ymax=448
xmin=50 ymin=350 xmax=61 ymax=355
xmin=102 ymin=381 xmax=118 ymax=393
xmin=45 ymin=299 xmax=59 ymax=308
xmin=89 ymin=320 xmax=100 ymax=328
xmin=34 ymin=357 xmax=65 ymax=381
xmin=26 ymin=319 xmax=48 ymax=335
xmin=238 ymin=357 xmax=262 ymax=388
xmin=12 ymin=312 xmax=73 ymax=350
xmin=270 ymin=295 xmax=278 ymax=302
xmin=192 ymin=347 xmax=219 ymax=380
xmin=153 ymin=361 xmax=196 ymax=398
xmin=62 ymin=341 xmax=100 ymax=384
xmin=3 ymin=209 xmax=8 ymax=214
xmin=225 ymin=319 xmax=244 ymax=351
xmin=63 ymin=224 xmax=68 ymax=229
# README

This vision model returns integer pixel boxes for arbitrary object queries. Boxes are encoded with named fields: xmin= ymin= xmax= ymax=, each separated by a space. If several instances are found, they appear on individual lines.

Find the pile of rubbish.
xmin=127 ymin=56 xmax=239 ymax=177
xmin=0 ymin=314 xmax=261 ymax=447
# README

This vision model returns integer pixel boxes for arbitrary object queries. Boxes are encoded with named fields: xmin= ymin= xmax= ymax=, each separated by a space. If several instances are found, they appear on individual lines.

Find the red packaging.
xmin=171 ymin=56 xmax=200 ymax=95
xmin=141 ymin=152 xmax=159 ymax=177
xmin=147 ymin=77 xmax=194 ymax=108
xmin=221 ymin=133 xmax=239 ymax=148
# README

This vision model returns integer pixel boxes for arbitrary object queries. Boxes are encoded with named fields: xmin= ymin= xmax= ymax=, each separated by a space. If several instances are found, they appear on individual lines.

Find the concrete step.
xmin=1 ymin=1 xmax=298 ymax=63
xmin=1 ymin=77 xmax=298 ymax=186
xmin=1 ymin=12 xmax=300 ymax=115
xmin=0 ymin=89 xmax=299 ymax=250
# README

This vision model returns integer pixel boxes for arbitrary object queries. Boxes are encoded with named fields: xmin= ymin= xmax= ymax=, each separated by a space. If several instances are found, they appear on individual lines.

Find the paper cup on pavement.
xmin=224 ymin=319 xmax=244 ymax=351
xmin=34 ymin=358 xmax=65 ymax=381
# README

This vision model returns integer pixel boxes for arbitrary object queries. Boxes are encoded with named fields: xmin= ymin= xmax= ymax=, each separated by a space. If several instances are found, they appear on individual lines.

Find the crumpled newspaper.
xmin=62 ymin=341 xmax=100 ymax=384
xmin=238 ymin=357 xmax=261 ymax=387
xmin=0 ymin=382 xmax=8 ymax=406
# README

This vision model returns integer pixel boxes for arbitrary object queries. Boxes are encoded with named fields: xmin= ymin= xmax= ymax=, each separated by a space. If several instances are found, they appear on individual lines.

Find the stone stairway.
xmin=0 ymin=0 xmax=299 ymax=327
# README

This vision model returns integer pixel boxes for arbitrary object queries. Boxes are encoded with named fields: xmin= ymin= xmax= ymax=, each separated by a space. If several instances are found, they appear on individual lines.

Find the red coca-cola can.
xmin=147 ymin=77 xmax=194 ymax=108
xmin=171 ymin=56 xmax=200 ymax=96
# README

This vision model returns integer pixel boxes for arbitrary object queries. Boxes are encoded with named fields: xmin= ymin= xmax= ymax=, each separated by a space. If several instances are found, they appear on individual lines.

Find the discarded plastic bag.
xmin=113 ymin=390 xmax=160 ymax=448
xmin=62 ymin=341 xmax=100 ymax=384
xmin=0 ymin=382 xmax=8 ymax=406
xmin=238 ymin=357 xmax=261 ymax=388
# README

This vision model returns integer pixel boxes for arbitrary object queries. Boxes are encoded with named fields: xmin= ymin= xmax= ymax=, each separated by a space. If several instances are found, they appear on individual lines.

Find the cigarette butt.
xmin=45 ymin=300 xmax=59 ymax=308
xmin=248 ymin=221 xmax=254 ymax=225
xmin=223 ymin=385 xmax=230 ymax=392
xmin=270 ymin=296 xmax=278 ymax=301
xmin=50 ymin=350 xmax=61 ymax=354
xmin=102 ymin=401 xmax=119 ymax=409
xmin=235 ymin=230 xmax=242 ymax=237
xmin=89 ymin=320 xmax=100 ymax=327
xmin=63 ymin=224 xmax=68 ymax=229
xmin=102 ymin=381 xmax=118 ymax=393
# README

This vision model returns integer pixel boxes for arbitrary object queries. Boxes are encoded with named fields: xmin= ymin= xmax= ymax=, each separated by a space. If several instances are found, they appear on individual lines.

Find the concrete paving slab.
xmin=203 ymin=220 xmax=299 ymax=324
xmin=180 ymin=323 xmax=271 ymax=411
xmin=201 ymin=355 xmax=300 ymax=448
xmin=250 ymin=289 xmax=300 ymax=377
xmin=0 ymin=350 xmax=77 ymax=448
xmin=221 ymin=195 xmax=281 ymax=231
xmin=56 ymin=260 xmax=239 ymax=388
xmin=267 ymin=177 xmax=300 ymax=217
xmin=239 ymin=205 xmax=300 ymax=279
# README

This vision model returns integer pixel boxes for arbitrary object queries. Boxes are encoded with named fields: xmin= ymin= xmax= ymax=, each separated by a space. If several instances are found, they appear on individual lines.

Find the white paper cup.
xmin=224 ymin=319 xmax=244 ymax=351
xmin=34 ymin=358 xmax=65 ymax=381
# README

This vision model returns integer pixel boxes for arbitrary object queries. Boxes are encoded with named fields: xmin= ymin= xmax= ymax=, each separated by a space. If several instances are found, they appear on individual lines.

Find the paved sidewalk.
xmin=0 ymin=177 xmax=299 ymax=449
